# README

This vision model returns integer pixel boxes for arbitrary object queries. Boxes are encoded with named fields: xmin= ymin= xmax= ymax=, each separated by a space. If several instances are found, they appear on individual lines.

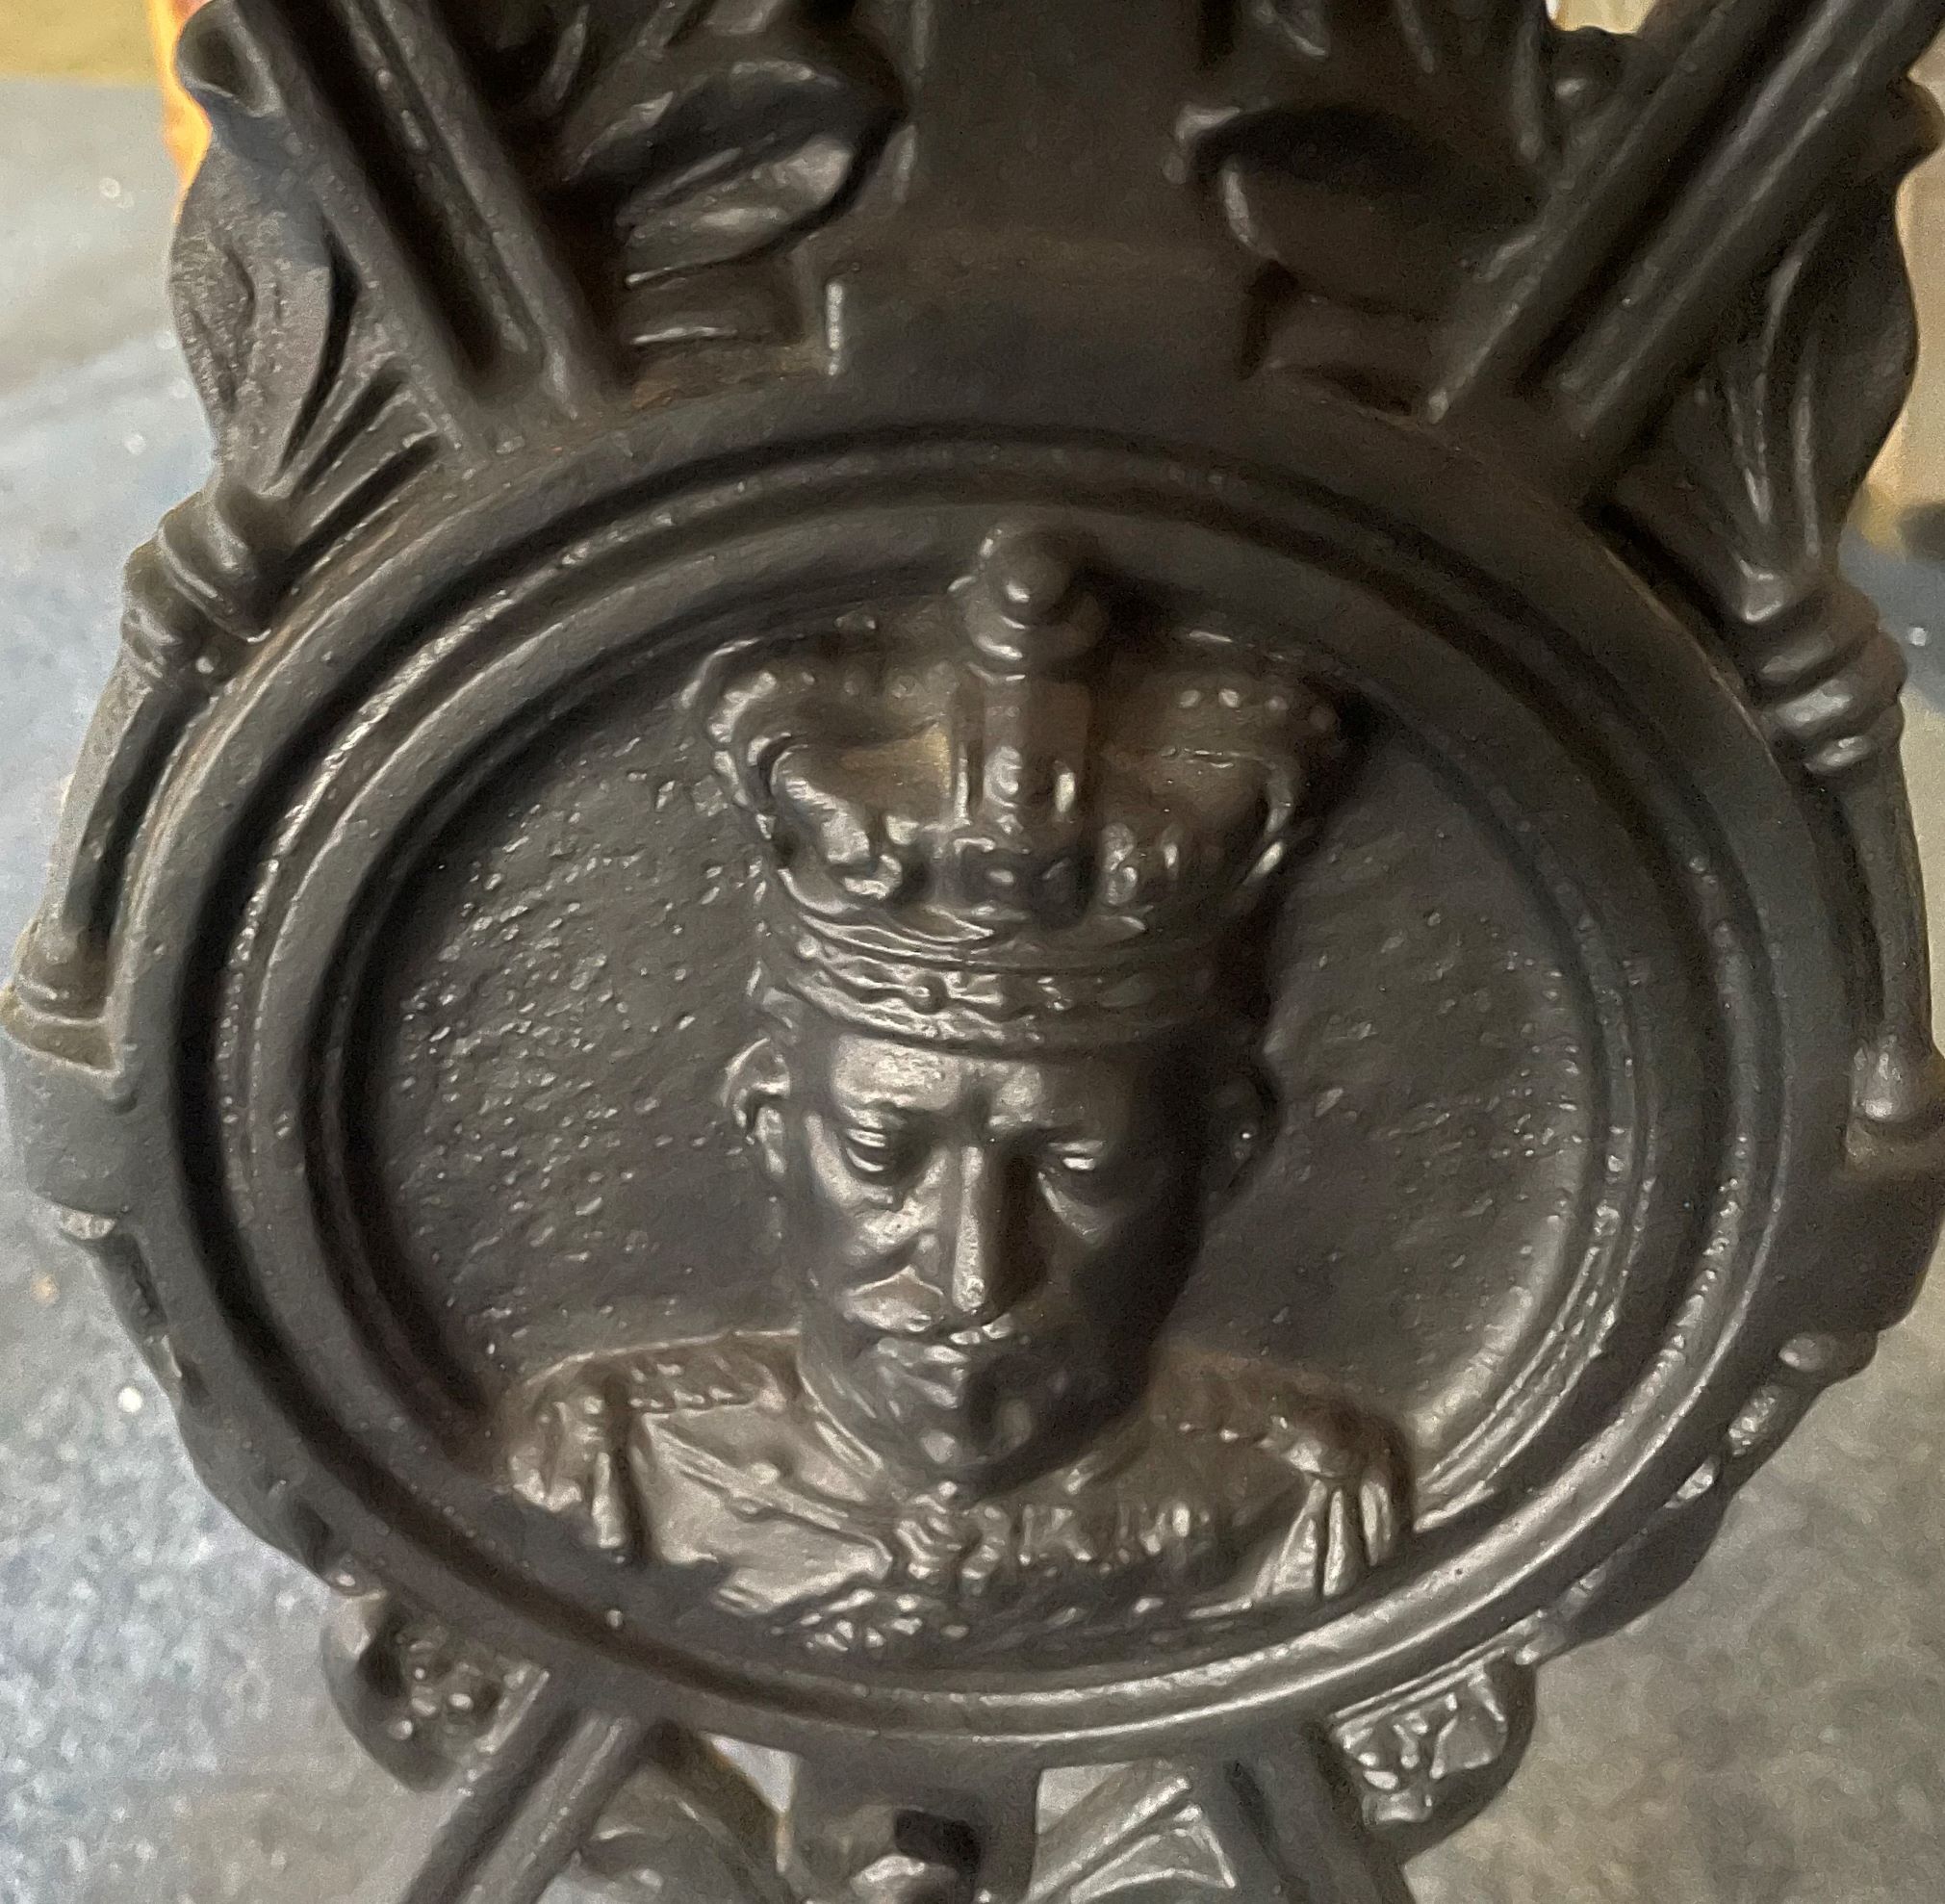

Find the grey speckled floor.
xmin=1 ymin=76 xmax=1942 ymax=1904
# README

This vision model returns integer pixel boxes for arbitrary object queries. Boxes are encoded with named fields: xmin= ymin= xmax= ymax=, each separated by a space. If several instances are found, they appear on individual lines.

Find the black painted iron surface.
xmin=8 ymin=4 xmax=1945 ymax=1899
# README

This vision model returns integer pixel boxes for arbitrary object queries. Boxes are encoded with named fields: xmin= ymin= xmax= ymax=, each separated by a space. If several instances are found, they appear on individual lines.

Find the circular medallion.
xmin=69 ymin=415 xmax=1874 ymax=1764
xmin=13 ymin=7 xmax=1945 ymax=1889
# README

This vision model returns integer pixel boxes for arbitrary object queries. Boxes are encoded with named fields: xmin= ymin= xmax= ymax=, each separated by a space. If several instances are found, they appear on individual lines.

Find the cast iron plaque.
xmin=8 ymin=2 xmax=1945 ymax=1899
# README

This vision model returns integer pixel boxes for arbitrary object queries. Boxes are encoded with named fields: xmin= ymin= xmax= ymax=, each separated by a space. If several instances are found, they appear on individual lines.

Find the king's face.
xmin=781 ymin=1017 xmax=1208 ymax=1491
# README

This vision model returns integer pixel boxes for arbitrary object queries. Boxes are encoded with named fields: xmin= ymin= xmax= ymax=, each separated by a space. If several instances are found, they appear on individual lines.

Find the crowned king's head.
xmin=689 ymin=527 xmax=1343 ymax=1050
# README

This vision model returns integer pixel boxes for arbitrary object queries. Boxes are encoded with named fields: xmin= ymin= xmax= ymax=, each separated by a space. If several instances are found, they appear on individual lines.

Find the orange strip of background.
xmin=148 ymin=0 xmax=207 ymax=182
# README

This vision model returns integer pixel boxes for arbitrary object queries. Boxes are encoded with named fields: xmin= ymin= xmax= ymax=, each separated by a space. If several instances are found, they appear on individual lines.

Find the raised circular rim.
xmin=321 ymin=508 xmax=1680 ymax=1524
xmin=107 ymin=416 xmax=1843 ymax=1765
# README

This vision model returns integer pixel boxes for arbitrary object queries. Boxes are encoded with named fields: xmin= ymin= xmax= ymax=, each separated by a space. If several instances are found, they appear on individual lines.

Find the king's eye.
xmin=1050 ymin=1142 xmax=1112 ymax=1179
xmin=839 ymin=1127 xmax=907 ymax=1180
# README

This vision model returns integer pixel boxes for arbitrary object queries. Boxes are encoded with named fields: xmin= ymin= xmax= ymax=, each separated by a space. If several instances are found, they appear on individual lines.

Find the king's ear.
xmin=1204 ymin=1057 xmax=1277 ymax=1204
xmin=726 ymin=1036 xmax=793 ymax=1182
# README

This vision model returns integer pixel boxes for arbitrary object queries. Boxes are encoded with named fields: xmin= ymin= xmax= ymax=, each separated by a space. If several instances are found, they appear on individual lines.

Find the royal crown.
xmin=691 ymin=527 xmax=1342 ymax=1047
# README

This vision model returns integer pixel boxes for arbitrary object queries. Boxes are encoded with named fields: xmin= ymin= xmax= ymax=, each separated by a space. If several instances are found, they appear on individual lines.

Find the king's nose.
xmin=943 ymin=1144 xmax=1014 ymax=1326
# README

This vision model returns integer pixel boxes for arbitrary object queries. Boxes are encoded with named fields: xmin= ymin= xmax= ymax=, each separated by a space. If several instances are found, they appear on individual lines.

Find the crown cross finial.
xmin=951 ymin=527 xmax=1110 ymax=923
xmin=691 ymin=525 xmax=1341 ymax=1046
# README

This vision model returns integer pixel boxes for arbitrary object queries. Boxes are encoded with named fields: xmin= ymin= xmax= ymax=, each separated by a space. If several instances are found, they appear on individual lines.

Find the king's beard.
xmin=794 ymin=1299 xmax=1138 ymax=1497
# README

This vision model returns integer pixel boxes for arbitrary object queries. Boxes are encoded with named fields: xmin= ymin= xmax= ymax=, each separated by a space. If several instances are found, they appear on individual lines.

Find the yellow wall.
xmin=0 ymin=3 xmax=153 ymax=81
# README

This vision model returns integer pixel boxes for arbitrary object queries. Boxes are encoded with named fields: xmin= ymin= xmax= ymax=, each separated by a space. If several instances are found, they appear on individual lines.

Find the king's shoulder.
xmin=1144 ymin=1345 xmax=1373 ymax=1464
xmin=524 ymin=1330 xmax=794 ymax=1419
xmin=621 ymin=1331 xmax=796 ymax=1416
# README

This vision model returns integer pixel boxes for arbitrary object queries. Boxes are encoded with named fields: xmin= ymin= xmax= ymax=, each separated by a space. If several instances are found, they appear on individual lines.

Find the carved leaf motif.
xmin=1059 ymin=1812 xmax=1236 ymax=1904
xmin=165 ymin=141 xmax=437 ymax=635
xmin=1185 ymin=1 xmax=1594 ymax=352
xmin=1249 ymin=0 xmax=1550 ymax=74
xmin=164 ymin=10 xmax=440 ymax=636
xmin=1395 ymin=0 xmax=1561 ymax=172
xmin=575 ymin=1731 xmax=790 ymax=1903
xmin=1630 ymin=90 xmax=1936 ymax=626
xmin=1334 ymin=1658 xmax=1533 ymax=1843
xmin=1252 ymin=0 xmax=1332 ymax=60
xmin=1030 ymin=1766 xmax=1241 ymax=1904
xmin=475 ymin=0 xmax=597 ymax=126
xmin=1200 ymin=109 xmax=1529 ymax=322
xmin=323 ymin=1590 xmax=513 ymax=1793
xmin=1390 ymin=0 xmax=1546 ymax=79
xmin=550 ymin=0 xmax=899 ymax=285
xmin=171 ymin=148 xmax=341 ymax=496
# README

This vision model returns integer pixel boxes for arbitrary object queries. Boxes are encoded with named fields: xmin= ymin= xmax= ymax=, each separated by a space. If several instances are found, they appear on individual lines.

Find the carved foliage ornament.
xmin=8 ymin=2 xmax=1945 ymax=1900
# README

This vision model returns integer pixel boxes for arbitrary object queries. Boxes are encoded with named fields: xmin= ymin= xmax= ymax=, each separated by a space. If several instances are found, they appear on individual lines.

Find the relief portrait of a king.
xmin=503 ymin=527 xmax=1411 ymax=1660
